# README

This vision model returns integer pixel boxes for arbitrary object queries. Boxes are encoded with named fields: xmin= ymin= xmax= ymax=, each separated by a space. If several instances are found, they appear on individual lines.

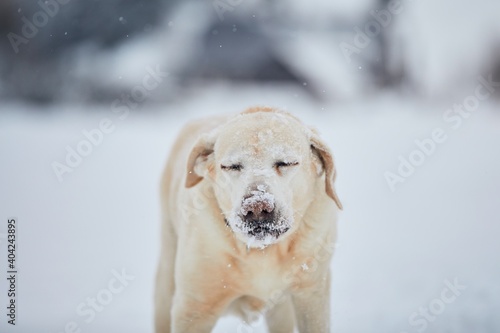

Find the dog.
xmin=155 ymin=107 xmax=342 ymax=333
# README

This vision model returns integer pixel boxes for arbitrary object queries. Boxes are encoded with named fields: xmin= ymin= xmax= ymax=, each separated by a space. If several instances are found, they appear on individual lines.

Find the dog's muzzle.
xmin=237 ymin=190 xmax=290 ymax=239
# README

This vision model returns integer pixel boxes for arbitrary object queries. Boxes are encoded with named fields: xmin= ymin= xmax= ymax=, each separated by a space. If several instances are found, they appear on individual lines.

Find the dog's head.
xmin=185 ymin=108 xmax=342 ymax=248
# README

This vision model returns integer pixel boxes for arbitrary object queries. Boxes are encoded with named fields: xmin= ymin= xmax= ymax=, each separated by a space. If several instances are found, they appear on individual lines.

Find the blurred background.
xmin=1 ymin=0 xmax=499 ymax=332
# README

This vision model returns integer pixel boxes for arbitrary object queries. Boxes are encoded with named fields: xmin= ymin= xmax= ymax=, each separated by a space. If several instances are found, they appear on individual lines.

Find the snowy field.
xmin=1 ymin=84 xmax=499 ymax=333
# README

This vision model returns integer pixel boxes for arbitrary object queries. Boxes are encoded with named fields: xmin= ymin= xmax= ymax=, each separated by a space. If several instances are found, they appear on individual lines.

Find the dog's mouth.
xmin=225 ymin=211 xmax=292 ymax=248
xmin=224 ymin=188 xmax=293 ymax=248
xmin=243 ymin=214 xmax=290 ymax=238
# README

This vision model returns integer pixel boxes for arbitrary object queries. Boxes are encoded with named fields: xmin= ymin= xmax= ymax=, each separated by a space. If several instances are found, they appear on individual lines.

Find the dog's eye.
xmin=221 ymin=164 xmax=243 ymax=171
xmin=275 ymin=161 xmax=299 ymax=168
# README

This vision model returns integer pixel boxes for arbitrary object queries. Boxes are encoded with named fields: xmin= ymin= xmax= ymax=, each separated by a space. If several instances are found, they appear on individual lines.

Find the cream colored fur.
xmin=155 ymin=107 xmax=342 ymax=333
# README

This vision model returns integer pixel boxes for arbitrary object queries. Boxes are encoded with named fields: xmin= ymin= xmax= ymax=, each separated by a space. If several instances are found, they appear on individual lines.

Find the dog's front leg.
xmin=292 ymin=273 xmax=331 ymax=333
xmin=171 ymin=296 xmax=217 ymax=333
xmin=171 ymin=291 xmax=233 ymax=333
xmin=170 ymin=305 xmax=216 ymax=332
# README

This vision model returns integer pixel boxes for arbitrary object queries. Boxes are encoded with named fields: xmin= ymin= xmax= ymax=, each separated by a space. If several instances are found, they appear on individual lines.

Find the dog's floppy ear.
xmin=185 ymin=134 xmax=215 ymax=188
xmin=310 ymin=133 xmax=343 ymax=210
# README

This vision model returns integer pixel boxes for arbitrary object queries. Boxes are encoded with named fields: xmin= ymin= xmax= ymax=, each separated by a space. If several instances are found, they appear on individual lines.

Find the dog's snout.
xmin=241 ymin=198 xmax=275 ymax=217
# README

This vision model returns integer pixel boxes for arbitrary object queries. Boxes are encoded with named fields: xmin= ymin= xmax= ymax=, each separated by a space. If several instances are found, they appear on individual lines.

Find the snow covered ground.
xmin=0 ymin=84 xmax=499 ymax=333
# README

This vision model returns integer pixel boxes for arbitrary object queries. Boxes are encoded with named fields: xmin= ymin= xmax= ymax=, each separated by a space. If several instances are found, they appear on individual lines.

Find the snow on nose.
xmin=240 ymin=190 xmax=275 ymax=217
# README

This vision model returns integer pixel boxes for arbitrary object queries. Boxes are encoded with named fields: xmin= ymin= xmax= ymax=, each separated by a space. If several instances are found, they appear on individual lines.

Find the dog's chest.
xmin=248 ymin=264 xmax=286 ymax=298
xmin=237 ymin=250 xmax=314 ymax=300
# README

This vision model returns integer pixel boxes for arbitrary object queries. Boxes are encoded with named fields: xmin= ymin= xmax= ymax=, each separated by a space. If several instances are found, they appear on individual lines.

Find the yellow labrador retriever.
xmin=155 ymin=107 xmax=342 ymax=333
